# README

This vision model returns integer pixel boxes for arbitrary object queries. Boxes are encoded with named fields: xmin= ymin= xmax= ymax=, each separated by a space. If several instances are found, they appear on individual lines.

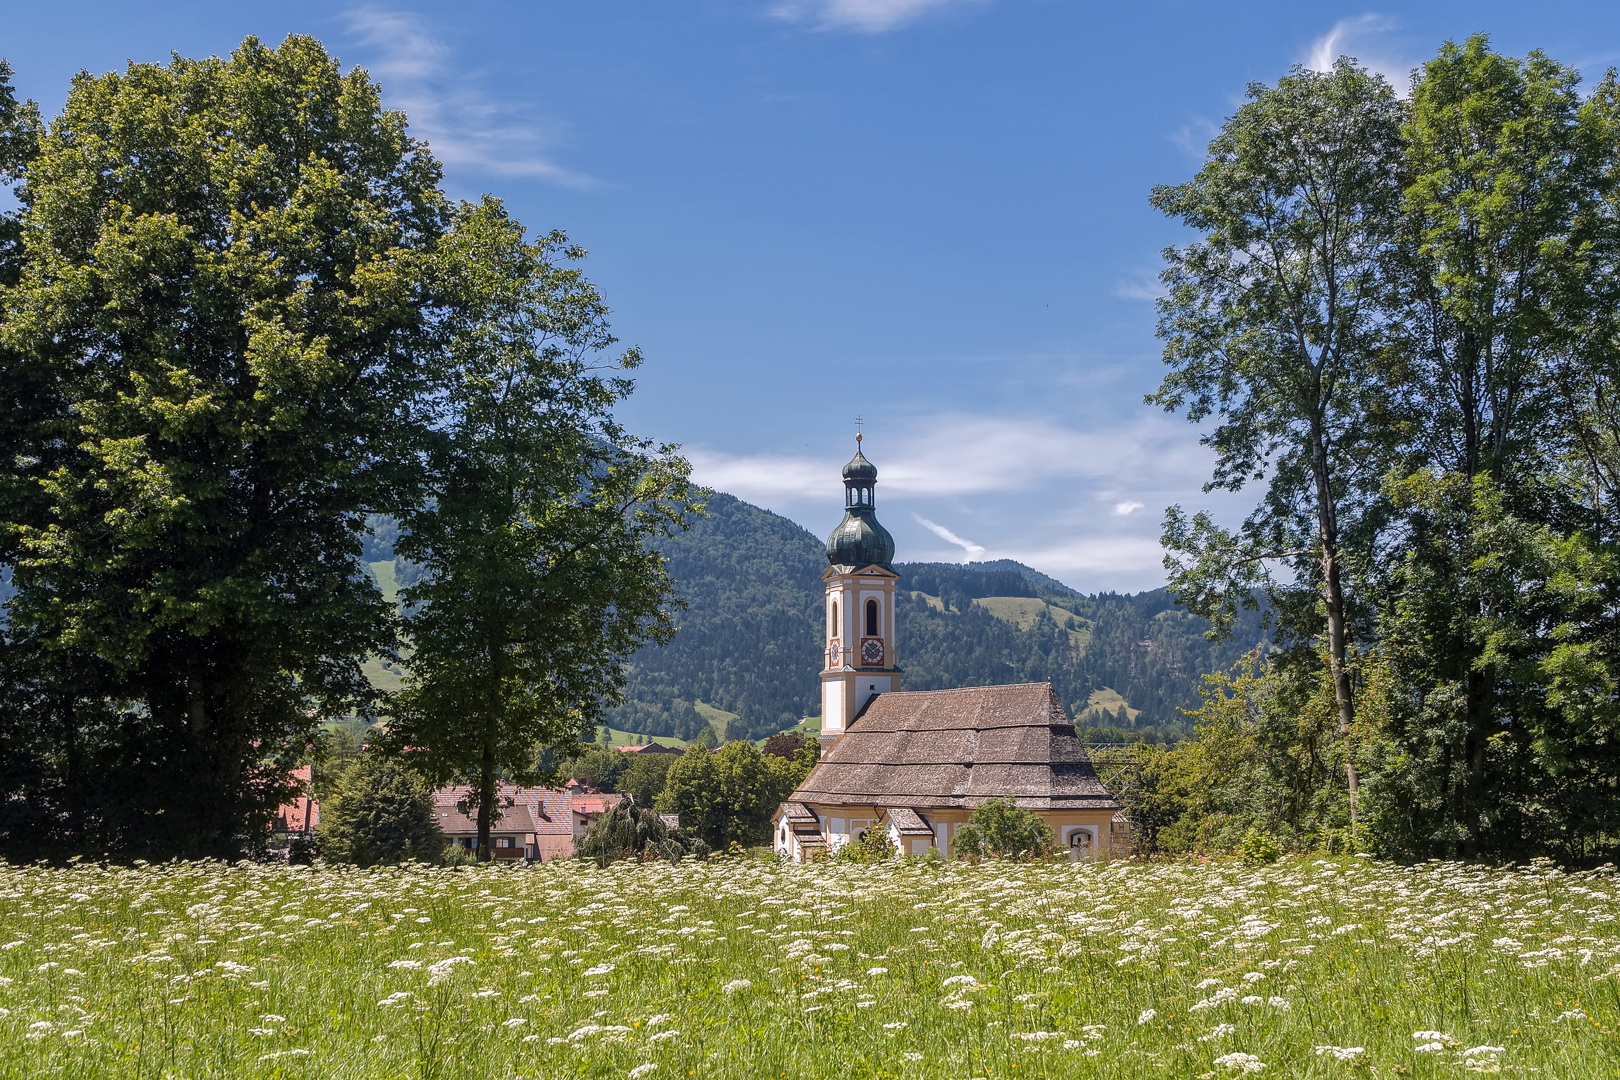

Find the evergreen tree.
xmin=316 ymin=754 xmax=444 ymax=867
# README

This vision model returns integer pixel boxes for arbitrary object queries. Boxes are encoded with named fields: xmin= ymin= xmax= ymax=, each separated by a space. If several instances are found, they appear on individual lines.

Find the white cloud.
xmin=769 ymin=0 xmax=984 ymax=34
xmin=683 ymin=410 xmax=1236 ymax=591
xmin=341 ymin=7 xmax=593 ymax=185
xmin=1112 ymin=274 xmax=1162 ymax=303
xmin=686 ymin=449 xmax=828 ymax=504
xmin=1000 ymin=535 xmax=1170 ymax=578
xmin=912 ymin=514 xmax=985 ymax=557
xmin=1303 ymin=14 xmax=1413 ymax=94
xmin=1168 ymin=117 xmax=1221 ymax=160
xmin=690 ymin=413 xmax=1211 ymax=505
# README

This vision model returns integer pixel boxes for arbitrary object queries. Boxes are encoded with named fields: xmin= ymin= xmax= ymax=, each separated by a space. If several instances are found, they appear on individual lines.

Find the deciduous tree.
xmin=384 ymin=199 xmax=697 ymax=858
xmin=0 ymin=38 xmax=445 ymax=856
xmin=1150 ymin=59 xmax=1407 ymax=832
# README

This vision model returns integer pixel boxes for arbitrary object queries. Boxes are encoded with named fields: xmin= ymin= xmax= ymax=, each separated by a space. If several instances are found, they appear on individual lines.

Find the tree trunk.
xmin=1311 ymin=427 xmax=1359 ymax=831
xmin=475 ymin=738 xmax=496 ymax=862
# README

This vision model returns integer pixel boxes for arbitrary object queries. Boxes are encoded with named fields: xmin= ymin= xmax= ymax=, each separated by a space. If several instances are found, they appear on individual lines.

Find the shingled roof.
xmin=790 ymin=682 xmax=1119 ymax=812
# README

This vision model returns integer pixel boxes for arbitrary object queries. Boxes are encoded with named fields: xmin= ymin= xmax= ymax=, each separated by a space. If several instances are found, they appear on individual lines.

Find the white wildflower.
xmin=387 ymin=960 xmax=423 ymax=970
xmin=628 ymin=1064 xmax=658 ymax=1079
xmin=721 ymin=979 xmax=752 ymax=994
xmin=1414 ymin=1042 xmax=1447 ymax=1053
xmin=1137 ymin=1009 xmax=1157 ymax=1024
xmin=503 ymin=1018 xmax=526 ymax=1027
xmin=1213 ymin=1052 xmax=1266 ymax=1073
xmin=941 ymin=974 xmax=978 ymax=988
xmin=649 ymin=1030 xmax=681 ymax=1042
xmin=1199 ymin=1023 xmax=1236 ymax=1042
xmin=1014 ymin=1031 xmax=1062 ymax=1041
xmin=646 ymin=1014 xmax=674 ymax=1027
xmin=883 ymin=1022 xmax=907 ymax=1030
xmin=866 ymin=967 xmax=889 ymax=975
xmin=582 ymin=963 xmax=615 ymax=977
xmin=1556 ymin=1009 xmax=1588 ymax=1022
xmin=1313 ymin=1046 xmax=1365 ymax=1061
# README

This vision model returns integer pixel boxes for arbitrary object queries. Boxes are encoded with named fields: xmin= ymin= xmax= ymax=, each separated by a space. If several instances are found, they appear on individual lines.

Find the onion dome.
xmin=842 ymin=448 xmax=878 ymax=482
xmin=826 ymin=438 xmax=895 ymax=569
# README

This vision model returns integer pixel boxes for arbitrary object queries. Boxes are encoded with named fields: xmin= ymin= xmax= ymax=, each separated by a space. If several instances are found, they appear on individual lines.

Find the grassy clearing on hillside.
xmin=1 ymin=857 xmax=1615 ymax=1078
xmin=972 ymin=597 xmax=1091 ymax=652
xmin=692 ymin=701 xmax=739 ymax=739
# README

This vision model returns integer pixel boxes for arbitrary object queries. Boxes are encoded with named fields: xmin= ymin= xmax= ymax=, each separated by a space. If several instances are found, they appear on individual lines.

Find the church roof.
xmin=790 ymin=682 xmax=1120 ymax=812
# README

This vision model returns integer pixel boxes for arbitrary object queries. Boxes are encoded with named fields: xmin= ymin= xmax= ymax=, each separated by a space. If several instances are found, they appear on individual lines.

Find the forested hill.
xmin=607 ymin=492 xmax=1267 ymax=742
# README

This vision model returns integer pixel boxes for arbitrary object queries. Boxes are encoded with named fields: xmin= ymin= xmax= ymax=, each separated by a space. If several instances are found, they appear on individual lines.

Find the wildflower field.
xmin=0 ymin=856 xmax=1616 ymax=1078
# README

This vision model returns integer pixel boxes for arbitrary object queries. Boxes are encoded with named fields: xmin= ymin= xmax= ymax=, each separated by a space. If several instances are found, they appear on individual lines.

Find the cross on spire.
xmin=855 ymin=415 xmax=863 ymax=443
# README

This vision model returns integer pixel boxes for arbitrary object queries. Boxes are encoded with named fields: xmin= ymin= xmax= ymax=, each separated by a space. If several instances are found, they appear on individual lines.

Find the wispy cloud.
xmin=770 ymin=0 xmax=985 ymax=34
xmin=685 ymin=450 xmax=828 ymax=504
xmin=912 ymin=514 xmax=985 ymax=557
xmin=1303 ymin=13 xmax=1413 ymax=94
xmin=1168 ymin=117 xmax=1220 ymax=160
xmin=690 ymin=413 xmax=1210 ymax=503
xmin=341 ymin=7 xmax=593 ymax=186
xmin=1112 ymin=273 xmax=1163 ymax=303
xmin=685 ymin=410 xmax=1239 ymax=592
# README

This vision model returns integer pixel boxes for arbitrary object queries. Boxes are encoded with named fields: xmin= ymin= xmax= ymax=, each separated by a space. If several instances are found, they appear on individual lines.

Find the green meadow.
xmin=0 ymin=856 xmax=1614 ymax=1078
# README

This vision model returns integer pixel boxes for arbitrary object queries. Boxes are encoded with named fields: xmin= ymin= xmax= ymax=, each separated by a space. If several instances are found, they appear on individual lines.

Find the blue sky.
xmin=9 ymin=1 xmax=1620 ymax=591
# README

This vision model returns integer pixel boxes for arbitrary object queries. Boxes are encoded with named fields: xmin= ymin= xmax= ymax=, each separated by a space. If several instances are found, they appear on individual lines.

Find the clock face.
xmin=827 ymin=638 xmax=841 ymax=666
xmin=861 ymin=637 xmax=884 ymax=666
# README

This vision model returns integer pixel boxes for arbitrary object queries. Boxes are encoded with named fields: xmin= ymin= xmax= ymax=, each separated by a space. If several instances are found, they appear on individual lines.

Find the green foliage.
xmin=620 ymin=753 xmax=676 ymax=809
xmin=379 ymin=197 xmax=698 ymax=857
xmin=1149 ymin=35 xmax=1620 ymax=863
xmin=835 ymin=824 xmax=894 ymax=863
xmin=655 ymin=742 xmax=803 ymax=849
xmin=1240 ymin=828 xmax=1282 ymax=864
xmin=951 ymin=797 xmax=1056 ymax=861
xmin=315 ymin=754 xmax=444 ymax=867
xmin=575 ymin=802 xmax=708 ymax=867
xmin=0 ymin=36 xmax=445 ymax=858
xmin=564 ymin=745 xmax=631 ymax=792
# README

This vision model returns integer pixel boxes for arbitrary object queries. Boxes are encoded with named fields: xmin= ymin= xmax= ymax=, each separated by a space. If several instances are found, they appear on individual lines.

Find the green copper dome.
xmin=842 ymin=448 xmax=878 ymax=481
xmin=826 ymin=442 xmax=894 ymax=569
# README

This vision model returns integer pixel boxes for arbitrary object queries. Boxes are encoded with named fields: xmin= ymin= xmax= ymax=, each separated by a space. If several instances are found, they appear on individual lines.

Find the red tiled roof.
xmin=274 ymin=765 xmax=319 ymax=834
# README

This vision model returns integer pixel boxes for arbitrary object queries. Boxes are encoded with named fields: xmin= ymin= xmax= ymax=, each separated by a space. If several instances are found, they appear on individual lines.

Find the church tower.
xmin=820 ymin=434 xmax=901 ymax=749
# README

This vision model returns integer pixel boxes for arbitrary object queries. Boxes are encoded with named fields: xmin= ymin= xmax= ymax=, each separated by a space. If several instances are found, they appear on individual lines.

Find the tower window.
xmin=830 ymin=600 xmax=839 ymax=636
xmin=865 ymin=598 xmax=879 ymax=637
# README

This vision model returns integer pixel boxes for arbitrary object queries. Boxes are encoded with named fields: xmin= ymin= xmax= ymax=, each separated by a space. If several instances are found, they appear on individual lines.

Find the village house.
xmin=271 ymin=764 xmax=320 ymax=854
xmin=432 ymin=783 xmax=627 ymax=861
xmin=773 ymin=438 xmax=1128 ymax=861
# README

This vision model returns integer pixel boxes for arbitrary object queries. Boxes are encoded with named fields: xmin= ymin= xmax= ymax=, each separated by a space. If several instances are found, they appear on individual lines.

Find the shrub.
xmin=315 ymin=753 xmax=444 ymax=866
xmin=576 ymin=802 xmax=709 ymax=867
xmin=952 ymin=797 xmax=1056 ymax=861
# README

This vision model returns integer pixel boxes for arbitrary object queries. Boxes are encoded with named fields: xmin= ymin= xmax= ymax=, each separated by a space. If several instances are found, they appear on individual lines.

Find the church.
xmin=772 ymin=438 xmax=1127 ymax=862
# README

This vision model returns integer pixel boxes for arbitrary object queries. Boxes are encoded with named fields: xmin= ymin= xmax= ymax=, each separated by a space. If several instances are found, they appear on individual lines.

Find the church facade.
xmin=773 ymin=439 xmax=1126 ymax=862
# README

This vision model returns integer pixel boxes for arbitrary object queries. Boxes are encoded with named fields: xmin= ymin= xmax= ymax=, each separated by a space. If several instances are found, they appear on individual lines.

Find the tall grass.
xmin=0 ymin=855 xmax=1614 ymax=1077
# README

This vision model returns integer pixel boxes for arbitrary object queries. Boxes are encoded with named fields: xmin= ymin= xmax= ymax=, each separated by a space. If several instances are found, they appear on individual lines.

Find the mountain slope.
xmin=607 ymin=495 xmax=1266 ymax=741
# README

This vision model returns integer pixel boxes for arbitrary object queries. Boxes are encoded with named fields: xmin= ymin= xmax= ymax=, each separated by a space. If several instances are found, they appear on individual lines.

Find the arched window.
xmin=865 ymin=598 xmax=879 ymax=637
xmin=830 ymin=600 xmax=839 ymax=637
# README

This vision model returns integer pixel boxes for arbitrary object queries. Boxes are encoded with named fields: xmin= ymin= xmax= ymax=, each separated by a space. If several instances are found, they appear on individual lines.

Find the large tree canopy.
xmin=1148 ymin=35 xmax=1620 ymax=862
xmin=0 ymin=36 xmax=694 ymax=860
